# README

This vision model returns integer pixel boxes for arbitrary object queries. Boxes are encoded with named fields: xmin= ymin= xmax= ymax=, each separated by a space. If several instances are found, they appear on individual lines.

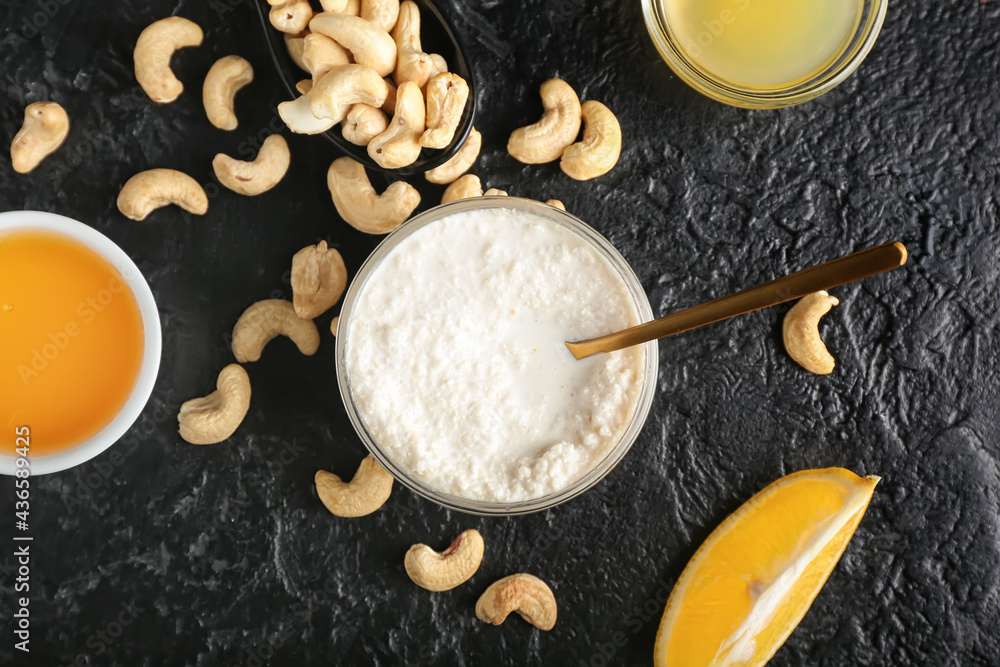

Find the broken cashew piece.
xmin=508 ymin=78 xmax=582 ymax=164
xmin=178 ymin=364 xmax=251 ymax=445
xmin=302 ymin=32 xmax=351 ymax=83
xmin=315 ymin=455 xmax=393 ymax=517
xmin=367 ymin=80 xmax=425 ymax=169
xmin=310 ymin=12 xmax=397 ymax=77
xmin=134 ymin=17 xmax=204 ymax=103
xmin=212 ymin=134 xmax=290 ymax=196
xmin=424 ymin=127 xmax=481 ymax=184
xmin=270 ymin=0 xmax=313 ymax=34
xmin=560 ymin=100 xmax=621 ymax=180
xmin=405 ymin=529 xmax=484 ymax=592
xmin=342 ymin=103 xmax=389 ymax=146
xmin=330 ymin=316 xmax=340 ymax=335
xmin=279 ymin=89 xmax=337 ymax=134
xmin=476 ymin=574 xmax=557 ymax=631
xmin=546 ymin=199 xmax=565 ymax=210
xmin=484 ymin=188 xmax=507 ymax=196
xmin=117 ymin=169 xmax=208 ymax=221
xmin=295 ymin=78 xmax=313 ymax=94
xmin=202 ymin=56 xmax=254 ymax=131
xmin=311 ymin=64 xmax=389 ymax=123
xmin=291 ymin=240 xmax=348 ymax=319
xmin=783 ymin=291 xmax=840 ymax=375
xmin=285 ymin=31 xmax=309 ymax=72
xmin=10 ymin=102 xmax=69 ymax=174
xmin=361 ymin=0 xmax=400 ymax=33
xmin=420 ymin=72 xmax=469 ymax=149
xmin=327 ymin=157 xmax=420 ymax=233
xmin=231 ymin=299 xmax=320 ymax=362
xmin=441 ymin=174 xmax=482 ymax=204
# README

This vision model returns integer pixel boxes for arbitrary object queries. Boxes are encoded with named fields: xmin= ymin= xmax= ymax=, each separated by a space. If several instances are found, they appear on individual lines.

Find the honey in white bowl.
xmin=662 ymin=0 xmax=863 ymax=89
xmin=0 ymin=229 xmax=144 ymax=456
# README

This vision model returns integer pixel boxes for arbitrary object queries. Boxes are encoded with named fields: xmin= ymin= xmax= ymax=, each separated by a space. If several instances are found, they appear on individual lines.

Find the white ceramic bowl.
xmin=0 ymin=210 xmax=161 ymax=476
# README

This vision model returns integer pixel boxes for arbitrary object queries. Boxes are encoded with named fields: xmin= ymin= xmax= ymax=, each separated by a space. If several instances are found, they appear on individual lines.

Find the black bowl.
xmin=256 ymin=0 xmax=476 ymax=177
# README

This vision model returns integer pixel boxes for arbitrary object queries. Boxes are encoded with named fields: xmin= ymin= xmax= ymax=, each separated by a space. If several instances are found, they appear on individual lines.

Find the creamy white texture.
xmin=344 ymin=207 xmax=644 ymax=502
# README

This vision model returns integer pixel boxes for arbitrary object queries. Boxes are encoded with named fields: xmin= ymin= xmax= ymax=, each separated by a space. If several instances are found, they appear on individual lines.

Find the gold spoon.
xmin=566 ymin=242 xmax=908 ymax=360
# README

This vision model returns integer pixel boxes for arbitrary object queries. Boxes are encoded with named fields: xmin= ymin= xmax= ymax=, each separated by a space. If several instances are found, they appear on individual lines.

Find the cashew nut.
xmin=783 ymin=291 xmax=840 ymax=375
xmin=546 ymin=199 xmax=565 ymax=210
xmin=10 ymin=102 xmax=69 ymax=174
xmin=484 ymin=188 xmax=507 ymax=197
xmin=405 ymin=529 xmax=484 ymax=592
xmin=330 ymin=315 xmax=340 ymax=335
xmin=202 ymin=56 xmax=254 ymax=131
xmin=367 ymin=80 xmax=424 ymax=169
xmin=302 ymin=32 xmax=351 ymax=83
xmin=310 ymin=12 xmax=397 ymax=77
xmin=278 ymin=89 xmax=338 ymax=134
xmin=270 ymin=0 xmax=313 ymax=33
xmin=419 ymin=73 xmax=469 ymax=149
xmin=508 ymin=78 xmax=582 ymax=164
xmin=178 ymin=364 xmax=251 ymax=445
xmin=441 ymin=174 xmax=482 ymax=204
xmin=311 ymin=64 xmax=389 ymax=123
xmin=475 ymin=574 xmax=557 ymax=631
xmin=134 ymin=17 xmax=204 ymax=103
xmin=231 ymin=299 xmax=320 ymax=362
xmin=291 ymin=240 xmax=348 ymax=319
xmin=327 ymin=156 xmax=420 ymax=234
xmin=295 ymin=78 xmax=313 ymax=94
xmin=424 ymin=127 xmax=480 ymax=184
xmin=212 ymin=134 xmax=290 ymax=196
xmin=342 ymin=0 xmax=361 ymax=15
xmin=315 ymin=455 xmax=393 ymax=517
xmin=285 ymin=31 xmax=309 ymax=72
xmin=560 ymin=100 xmax=621 ymax=180
xmin=392 ymin=1 xmax=434 ymax=87
xmin=342 ymin=103 xmax=389 ymax=146
xmin=320 ymin=0 xmax=348 ymax=11
xmin=117 ymin=169 xmax=208 ymax=221
xmin=361 ymin=0 xmax=400 ymax=33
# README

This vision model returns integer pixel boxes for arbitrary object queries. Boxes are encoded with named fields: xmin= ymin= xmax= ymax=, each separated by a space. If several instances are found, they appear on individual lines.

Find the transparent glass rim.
xmin=641 ymin=0 xmax=889 ymax=109
xmin=335 ymin=197 xmax=659 ymax=516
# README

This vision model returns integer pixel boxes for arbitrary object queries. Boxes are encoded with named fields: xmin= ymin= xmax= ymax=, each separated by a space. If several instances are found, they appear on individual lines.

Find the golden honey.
xmin=0 ymin=229 xmax=144 ymax=455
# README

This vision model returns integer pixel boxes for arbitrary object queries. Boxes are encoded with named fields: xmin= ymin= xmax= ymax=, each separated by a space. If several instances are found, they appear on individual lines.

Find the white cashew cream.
xmin=344 ymin=207 xmax=645 ymax=502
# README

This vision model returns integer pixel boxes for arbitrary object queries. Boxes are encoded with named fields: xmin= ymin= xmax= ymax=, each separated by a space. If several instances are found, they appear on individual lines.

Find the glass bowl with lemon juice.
xmin=642 ymin=0 xmax=888 ymax=108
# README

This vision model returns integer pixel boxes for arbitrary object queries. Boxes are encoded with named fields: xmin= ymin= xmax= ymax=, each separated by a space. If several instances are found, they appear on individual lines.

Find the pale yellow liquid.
xmin=663 ymin=0 xmax=864 ymax=89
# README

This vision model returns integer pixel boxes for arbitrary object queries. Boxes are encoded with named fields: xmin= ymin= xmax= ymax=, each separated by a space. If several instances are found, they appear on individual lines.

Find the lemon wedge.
xmin=654 ymin=467 xmax=879 ymax=667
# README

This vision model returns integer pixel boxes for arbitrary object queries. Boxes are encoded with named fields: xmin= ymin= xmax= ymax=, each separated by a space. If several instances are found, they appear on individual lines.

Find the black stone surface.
xmin=1 ymin=1 xmax=999 ymax=665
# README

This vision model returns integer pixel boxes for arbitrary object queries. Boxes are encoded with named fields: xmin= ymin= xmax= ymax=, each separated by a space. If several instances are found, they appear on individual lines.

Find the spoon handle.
xmin=566 ymin=242 xmax=908 ymax=360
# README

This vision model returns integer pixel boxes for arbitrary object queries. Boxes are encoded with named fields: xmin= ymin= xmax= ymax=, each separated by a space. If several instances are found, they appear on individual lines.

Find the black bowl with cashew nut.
xmin=256 ymin=0 xmax=476 ymax=177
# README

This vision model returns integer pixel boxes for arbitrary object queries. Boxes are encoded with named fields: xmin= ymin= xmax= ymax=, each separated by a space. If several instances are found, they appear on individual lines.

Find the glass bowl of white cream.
xmin=335 ymin=197 xmax=658 ymax=515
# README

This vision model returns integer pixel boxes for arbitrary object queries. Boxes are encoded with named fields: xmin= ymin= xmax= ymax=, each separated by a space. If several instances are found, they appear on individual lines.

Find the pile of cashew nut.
xmin=178 ymin=240 xmax=347 ymax=445
xmin=399 ymin=527 xmax=557 ymax=630
xmin=271 ymin=0 xmax=470 ymax=172
xmin=508 ymin=78 xmax=622 ymax=181
xmin=113 ymin=17 xmax=292 ymax=221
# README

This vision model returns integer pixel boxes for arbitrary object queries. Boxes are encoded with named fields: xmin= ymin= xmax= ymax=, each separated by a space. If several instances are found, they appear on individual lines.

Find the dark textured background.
xmin=1 ymin=1 xmax=999 ymax=665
